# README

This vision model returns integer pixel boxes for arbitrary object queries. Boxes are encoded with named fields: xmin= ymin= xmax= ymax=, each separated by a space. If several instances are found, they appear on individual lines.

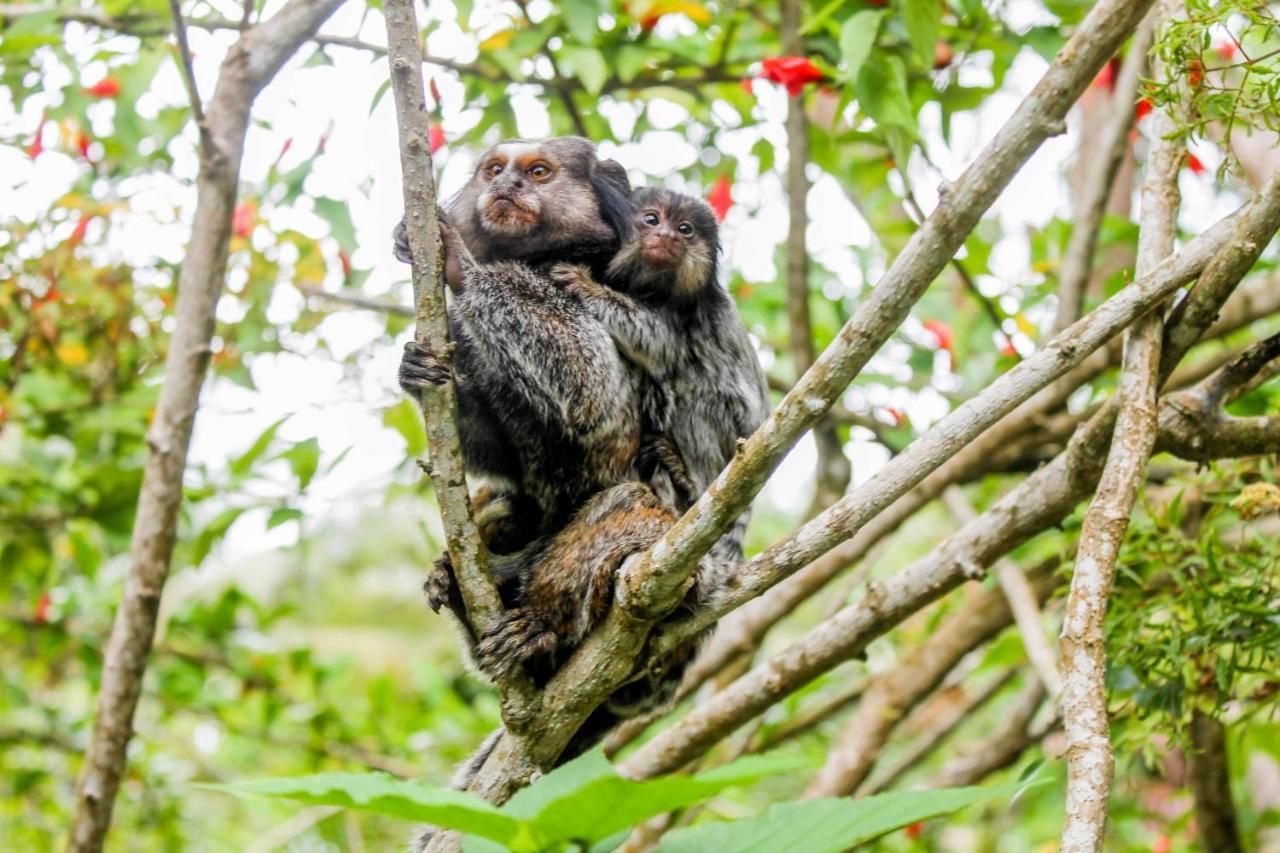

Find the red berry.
xmin=1135 ymin=99 xmax=1153 ymax=120
xmin=34 ymin=592 xmax=52 ymax=625
xmin=1216 ymin=43 xmax=1237 ymax=61
xmin=933 ymin=41 xmax=954 ymax=70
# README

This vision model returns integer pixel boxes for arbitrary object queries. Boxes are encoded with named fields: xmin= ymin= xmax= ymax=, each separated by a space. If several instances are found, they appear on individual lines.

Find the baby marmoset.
xmin=471 ymin=188 xmax=769 ymax=718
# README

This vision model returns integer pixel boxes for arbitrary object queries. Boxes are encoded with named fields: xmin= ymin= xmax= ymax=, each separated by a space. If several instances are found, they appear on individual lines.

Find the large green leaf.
xmin=201 ymin=773 xmax=525 ymax=846
xmin=855 ymin=54 xmax=916 ymax=136
xmin=559 ymin=46 xmax=608 ymax=96
xmin=839 ymin=9 xmax=884 ymax=82
xmin=902 ymin=0 xmax=939 ymax=69
xmin=657 ymin=783 xmax=1028 ymax=853
xmin=562 ymin=0 xmax=601 ymax=46
xmin=506 ymin=750 xmax=808 ymax=845
xmin=313 ymin=197 xmax=357 ymax=253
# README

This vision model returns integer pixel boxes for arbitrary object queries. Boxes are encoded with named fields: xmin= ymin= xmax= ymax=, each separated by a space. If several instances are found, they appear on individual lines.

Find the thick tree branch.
xmin=618 ymin=179 xmax=1280 ymax=781
xmin=68 ymin=1 xmax=346 ymax=850
xmin=603 ymin=0 xmax=1157 ymax=631
xmin=1060 ymin=10 xmax=1180 ymax=841
xmin=804 ymin=562 xmax=1056 ymax=797
xmin=1051 ymin=15 xmax=1155 ymax=334
xmin=653 ymin=195 xmax=1245 ymax=665
xmin=382 ymin=0 xmax=502 ymax=636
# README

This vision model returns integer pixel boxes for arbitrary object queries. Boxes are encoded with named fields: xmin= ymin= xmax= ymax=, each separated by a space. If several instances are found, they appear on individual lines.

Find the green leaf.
xmin=266 ymin=507 xmax=303 ymax=530
xmin=559 ymin=46 xmax=608 ymax=95
xmin=201 ymin=773 xmax=523 ymax=846
xmin=855 ymin=54 xmax=916 ymax=135
xmin=369 ymin=77 xmax=392 ymax=116
xmin=657 ymin=783 xmax=1025 ymax=853
xmin=313 ymin=197 xmax=357 ymax=254
xmin=839 ymin=10 xmax=884 ymax=82
xmin=562 ymin=0 xmax=600 ymax=45
xmin=508 ymin=750 xmax=807 ymax=845
xmin=902 ymin=0 xmax=939 ymax=68
xmin=278 ymin=438 xmax=321 ymax=491
xmin=383 ymin=397 xmax=427 ymax=456
xmin=616 ymin=45 xmax=652 ymax=84
xmin=229 ymin=416 xmax=289 ymax=477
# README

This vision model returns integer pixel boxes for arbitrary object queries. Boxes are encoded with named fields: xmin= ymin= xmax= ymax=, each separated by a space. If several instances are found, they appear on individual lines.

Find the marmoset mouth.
xmin=483 ymin=197 xmax=539 ymax=229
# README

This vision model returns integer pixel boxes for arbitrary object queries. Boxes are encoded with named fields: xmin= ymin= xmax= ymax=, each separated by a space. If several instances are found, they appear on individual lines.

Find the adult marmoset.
xmin=396 ymin=137 xmax=642 ymax=573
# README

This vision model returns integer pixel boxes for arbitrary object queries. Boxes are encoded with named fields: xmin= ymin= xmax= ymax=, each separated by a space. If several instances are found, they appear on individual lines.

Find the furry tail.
xmin=408 ymin=728 xmax=504 ymax=852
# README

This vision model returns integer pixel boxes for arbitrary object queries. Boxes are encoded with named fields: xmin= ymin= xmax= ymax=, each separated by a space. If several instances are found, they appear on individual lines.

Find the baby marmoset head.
xmin=607 ymin=187 xmax=720 ymax=301
xmin=446 ymin=136 xmax=632 ymax=264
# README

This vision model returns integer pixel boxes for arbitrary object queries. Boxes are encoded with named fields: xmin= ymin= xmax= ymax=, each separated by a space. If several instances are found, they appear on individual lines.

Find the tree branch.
xmin=618 ymin=179 xmax=1280 ymax=781
xmin=1050 ymin=15 xmax=1155 ymax=334
xmin=68 ymin=1 xmax=346 ymax=850
xmin=781 ymin=0 xmax=850 ymax=517
xmin=804 ymin=561 xmax=1057 ymax=797
xmin=1060 ymin=6 xmax=1179 ymax=841
xmin=381 ymin=0 xmax=506 ymax=645
xmin=926 ymin=678 xmax=1053 ymax=790
xmin=942 ymin=488 xmax=1062 ymax=699
xmin=600 ymin=0 xmax=1157 ymax=636
xmin=860 ymin=667 xmax=1020 ymax=795
xmin=167 ymin=0 xmax=205 ymax=133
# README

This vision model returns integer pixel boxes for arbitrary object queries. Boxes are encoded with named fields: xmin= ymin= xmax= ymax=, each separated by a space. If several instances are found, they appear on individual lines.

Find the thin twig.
xmin=167 ymin=0 xmax=206 ymax=133
xmin=942 ymin=487 xmax=1062 ymax=700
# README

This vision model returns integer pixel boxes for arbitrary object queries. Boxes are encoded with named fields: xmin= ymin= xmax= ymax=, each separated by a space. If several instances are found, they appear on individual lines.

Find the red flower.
xmin=338 ymin=249 xmax=352 ymax=278
xmin=34 ymin=592 xmax=51 ymax=625
xmin=905 ymin=821 xmax=924 ymax=840
xmin=429 ymin=77 xmax=442 ymax=105
xmin=1186 ymin=153 xmax=1206 ymax=175
xmin=639 ymin=13 xmax=661 ymax=30
xmin=74 ymin=130 xmax=92 ymax=160
xmin=707 ymin=175 xmax=733 ymax=223
xmin=1135 ymin=98 xmax=1153 ymax=121
xmin=1187 ymin=59 xmax=1204 ymax=88
xmin=922 ymin=319 xmax=953 ymax=352
xmin=758 ymin=56 xmax=825 ymax=97
xmin=69 ymin=216 xmax=92 ymax=245
xmin=83 ymin=76 xmax=122 ymax=98
xmin=1217 ymin=42 xmax=1237 ymax=62
xmin=883 ymin=406 xmax=904 ymax=427
xmin=232 ymin=199 xmax=258 ymax=239
xmin=1092 ymin=57 xmax=1120 ymax=91
xmin=428 ymin=124 xmax=446 ymax=154
xmin=740 ymin=77 xmax=755 ymax=95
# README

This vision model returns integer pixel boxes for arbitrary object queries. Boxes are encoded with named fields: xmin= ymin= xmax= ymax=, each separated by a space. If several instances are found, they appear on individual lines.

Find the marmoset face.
xmin=609 ymin=187 xmax=718 ymax=298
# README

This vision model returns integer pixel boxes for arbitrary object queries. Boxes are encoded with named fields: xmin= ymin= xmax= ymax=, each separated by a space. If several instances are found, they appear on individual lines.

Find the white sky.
xmin=1 ymin=0 xmax=1235 ymax=567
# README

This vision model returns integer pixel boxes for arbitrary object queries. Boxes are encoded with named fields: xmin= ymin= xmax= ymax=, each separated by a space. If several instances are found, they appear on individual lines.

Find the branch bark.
xmin=804 ymin=561 xmax=1056 ymax=797
xmin=1051 ymin=16 xmax=1155 ymax=334
xmin=68 ymin=1 xmax=344 ymax=850
xmin=382 ymin=0 xmax=502 ymax=637
xmin=1060 ymin=8 xmax=1181 ymax=841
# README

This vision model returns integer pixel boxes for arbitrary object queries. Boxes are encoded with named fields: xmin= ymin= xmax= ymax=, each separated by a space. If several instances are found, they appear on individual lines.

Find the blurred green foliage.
xmin=3 ymin=0 xmax=1280 ymax=849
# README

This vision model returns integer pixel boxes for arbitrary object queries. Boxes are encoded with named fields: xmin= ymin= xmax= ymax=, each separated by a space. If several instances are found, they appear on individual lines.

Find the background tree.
xmin=2 ymin=0 xmax=1279 ymax=850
